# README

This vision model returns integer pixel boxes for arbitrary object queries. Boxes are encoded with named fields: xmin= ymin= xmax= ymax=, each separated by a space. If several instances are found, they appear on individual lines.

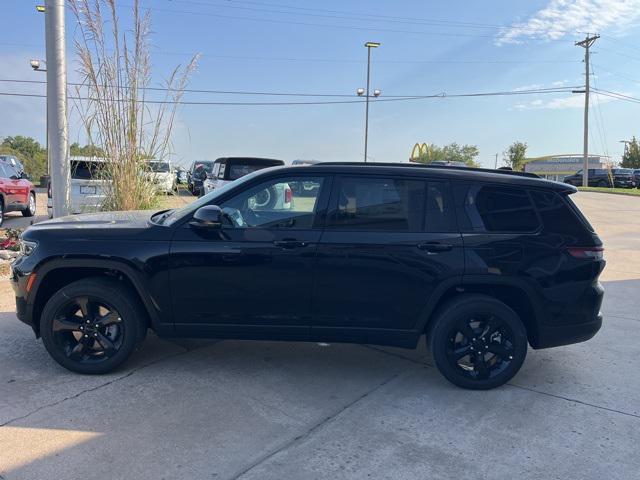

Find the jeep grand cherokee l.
xmin=11 ymin=163 xmax=605 ymax=390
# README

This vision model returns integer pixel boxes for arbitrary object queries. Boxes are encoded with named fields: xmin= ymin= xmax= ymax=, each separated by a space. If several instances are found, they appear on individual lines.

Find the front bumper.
xmin=10 ymin=259 xmax=36 ymax=332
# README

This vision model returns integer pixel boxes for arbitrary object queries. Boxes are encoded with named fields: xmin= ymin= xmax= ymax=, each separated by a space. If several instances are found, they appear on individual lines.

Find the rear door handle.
xmin=273 ymin=240 xmax=308 ymax=249
xmin=417 ymin=242 xmax=453 ymax=253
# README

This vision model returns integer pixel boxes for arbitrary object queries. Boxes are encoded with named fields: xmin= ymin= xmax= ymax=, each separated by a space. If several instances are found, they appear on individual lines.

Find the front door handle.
xmin=273 ymin=240 xmax=308 ymax=249
xmin=417 ymin=242 xmax=453 ymax=253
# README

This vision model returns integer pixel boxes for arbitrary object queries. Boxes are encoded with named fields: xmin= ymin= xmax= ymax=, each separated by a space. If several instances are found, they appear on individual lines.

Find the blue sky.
xmin=1 ymin=0 xmax=640 ymax=168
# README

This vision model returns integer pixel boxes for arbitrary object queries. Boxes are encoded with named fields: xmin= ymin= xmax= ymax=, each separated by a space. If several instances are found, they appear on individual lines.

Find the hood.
xmin=28 ymin=210 xmax=153 ymax=231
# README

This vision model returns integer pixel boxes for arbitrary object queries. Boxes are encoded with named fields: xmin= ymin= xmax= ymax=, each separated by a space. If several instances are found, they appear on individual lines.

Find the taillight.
xmin=567 ymin=246 xmax=604 ymax=260
xmin=284 ymin=186 xmax=292 ymax=204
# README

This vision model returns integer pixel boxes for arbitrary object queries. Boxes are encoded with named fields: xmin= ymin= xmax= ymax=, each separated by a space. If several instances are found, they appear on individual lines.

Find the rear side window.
xmin=457 ymin=184 xmax=540 ymax=233
xmin=329 ymin=176 xmax=425 ymax=231
xmin=532 ymin=190 xmax=594 ymax=234
xmin=328 ymin=177 xmax=456 ymax=232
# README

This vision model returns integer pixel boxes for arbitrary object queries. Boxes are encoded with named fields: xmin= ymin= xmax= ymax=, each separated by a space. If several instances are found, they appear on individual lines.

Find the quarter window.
xmin=461 ymin=185 xmax=540 ymax=232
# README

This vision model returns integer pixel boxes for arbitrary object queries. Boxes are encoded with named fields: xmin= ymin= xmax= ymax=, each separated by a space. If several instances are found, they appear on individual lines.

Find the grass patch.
xmin=578 ymin=187 xmax=640 ymax=196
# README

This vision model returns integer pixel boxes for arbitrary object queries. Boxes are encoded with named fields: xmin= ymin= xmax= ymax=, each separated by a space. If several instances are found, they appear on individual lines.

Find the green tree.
xmin=0 ymin=135 xmax=47 ymax=179
xmin=70 ymin=142 xmax=105 ymax=157
xmin=413 ymin=142 xmax=480 ymax=167
xmin=621 ymin=137 xmax=640 ymax=169
xmin=504 ymin=141 xmax=528 ymax=171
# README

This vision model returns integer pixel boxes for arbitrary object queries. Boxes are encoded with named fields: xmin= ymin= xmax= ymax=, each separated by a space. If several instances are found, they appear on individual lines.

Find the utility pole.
xmin=494 ymin=153 xmax=499 ymax=169
xmin=46 ymin=0 xmax=70 ymax=217
xmin=360 ymin=42 xmax=380 ymax=163
xmin=575 ymin=33 xmax=599 ymax=188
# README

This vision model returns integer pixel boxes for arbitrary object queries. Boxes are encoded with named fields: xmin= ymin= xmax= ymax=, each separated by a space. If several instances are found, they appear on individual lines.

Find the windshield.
xmin=149 ymin=162 xmax=170 ymax=172
xmin=162 ymin=167 xmax=273 ymax=226
xmin=614 ymin=168 xmax=633 ymax=174
xmin=193 ymin=162 xmax=214 ymax=173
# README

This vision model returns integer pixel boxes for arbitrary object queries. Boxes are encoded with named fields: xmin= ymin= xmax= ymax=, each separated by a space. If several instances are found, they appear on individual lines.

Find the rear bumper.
xmin=534 ymin=312 xmax=602 ymax=349
xmin=533 ymin=282 xmax=604 ymax=349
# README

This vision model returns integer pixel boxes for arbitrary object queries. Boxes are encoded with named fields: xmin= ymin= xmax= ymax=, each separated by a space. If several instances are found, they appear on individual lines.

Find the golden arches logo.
xmin=410 ymin=143 xmax=429 ymax=160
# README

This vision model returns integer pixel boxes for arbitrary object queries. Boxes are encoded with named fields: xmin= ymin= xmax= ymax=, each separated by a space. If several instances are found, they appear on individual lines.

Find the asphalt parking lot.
xmin=1 ymin=191 xmax=639 ymax=480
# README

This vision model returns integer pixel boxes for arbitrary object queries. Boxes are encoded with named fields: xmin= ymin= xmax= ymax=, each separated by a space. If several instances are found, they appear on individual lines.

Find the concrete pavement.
xmin=0 ymin=191 xmax=639 ymax=480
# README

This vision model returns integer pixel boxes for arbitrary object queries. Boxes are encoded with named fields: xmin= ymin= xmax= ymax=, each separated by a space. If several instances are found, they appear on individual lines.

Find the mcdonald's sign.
xmin=410 ymin=143 xmax=429 ymax=161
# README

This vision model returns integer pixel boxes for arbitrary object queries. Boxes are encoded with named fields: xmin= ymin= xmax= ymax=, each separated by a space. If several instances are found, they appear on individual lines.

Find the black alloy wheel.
xmin=429 ymin=295 xmax=528 ymax=390
xmin=41 ymin=278 xmax=146 ymax=374
xmin=444 ymin=314 xmax=516 ymax=382
xmin=50 ymin=296 xmax=124 ymax=363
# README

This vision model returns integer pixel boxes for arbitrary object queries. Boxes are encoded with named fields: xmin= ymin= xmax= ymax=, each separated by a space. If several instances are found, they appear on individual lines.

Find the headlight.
xmin=19 ymin=240 xmax=38 ymax=256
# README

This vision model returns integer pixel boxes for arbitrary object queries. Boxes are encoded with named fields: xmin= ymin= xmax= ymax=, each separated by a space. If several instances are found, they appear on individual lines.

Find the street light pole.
xmin=45 ymin=0 xmax=70 ymax=217
xmin=362 ymin=42 xmax=380 ymax=163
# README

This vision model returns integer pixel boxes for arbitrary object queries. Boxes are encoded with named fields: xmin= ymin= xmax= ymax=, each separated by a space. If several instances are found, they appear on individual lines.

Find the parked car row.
xmin=564 ymin=168 xmax=636 ymax=188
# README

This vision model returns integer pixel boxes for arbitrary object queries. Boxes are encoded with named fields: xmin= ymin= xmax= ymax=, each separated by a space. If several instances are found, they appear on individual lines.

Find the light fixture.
xmin=36 ymin=5 xmax=46 ymax=12
xmin=364 ymin=42 xmax=381 ymax=48
xmin=373 ymin=89 xmax=381 ymax=97
xmin=30 ymin=59 xmax=41 ymax=70
xmin=356 ymin=88 xmax=365 ymax=96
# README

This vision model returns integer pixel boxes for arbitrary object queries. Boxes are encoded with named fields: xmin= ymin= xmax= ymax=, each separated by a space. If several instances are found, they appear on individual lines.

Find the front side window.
xmin=329 ymin=176 xmax=425 ymax=231
xmin=460 ymin=184 xmax=540 ymax=233
xmin=220 ymin=176 xmax=324 ymax=229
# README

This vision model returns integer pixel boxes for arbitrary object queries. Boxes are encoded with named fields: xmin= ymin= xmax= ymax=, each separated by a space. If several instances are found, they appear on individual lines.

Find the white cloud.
xmin=497 ymin=0 xmax=640 ymax=44
xmin=514 ymin=92 xmax=617 ymax=110
xmin=514 ymin=83 xmax=543 ymax=91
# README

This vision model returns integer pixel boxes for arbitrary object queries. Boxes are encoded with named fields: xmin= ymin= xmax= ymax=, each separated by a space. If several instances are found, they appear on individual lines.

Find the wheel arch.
xmin=30 ymin=258 xmax=165 ymax=336
xmin=417 ymin=276 xmax=541 ymax=347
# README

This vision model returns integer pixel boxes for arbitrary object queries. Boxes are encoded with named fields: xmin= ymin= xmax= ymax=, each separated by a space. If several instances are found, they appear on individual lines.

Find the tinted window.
xmin=459 ymin=185 xmax=540 ymax=233
xmin=220 ymin=176 xmax=324 ymax=229
xmin=425 ymin=182 xmax=457 ymax=233
xmin=329 ymin=177 xmax=425 ymax=231
xmin=228 ymin=163 xmax=270 ymax=180
xmin=71 ymin=161 xmax=102 ymax=179
xmin=533 ymin=190 xmax=593 ymax=234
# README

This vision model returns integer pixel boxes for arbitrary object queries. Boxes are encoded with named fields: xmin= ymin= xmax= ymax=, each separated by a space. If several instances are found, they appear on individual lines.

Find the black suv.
xmin=11 ymin=163 xmax=605 ymax=389
xmin=564 ymin=168 xmax=635 ymax=188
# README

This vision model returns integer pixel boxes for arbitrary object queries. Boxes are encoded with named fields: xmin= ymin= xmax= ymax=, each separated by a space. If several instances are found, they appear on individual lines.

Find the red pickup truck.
xmin=0 ymin=161 xmax=36 ymax=226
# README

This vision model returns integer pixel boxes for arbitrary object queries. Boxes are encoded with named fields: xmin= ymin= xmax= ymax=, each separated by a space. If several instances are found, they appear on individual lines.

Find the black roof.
xmin=215 ymin=157 xmax=284 ymax=165
xmin=268 ymin=162 xmax=576 ymax=193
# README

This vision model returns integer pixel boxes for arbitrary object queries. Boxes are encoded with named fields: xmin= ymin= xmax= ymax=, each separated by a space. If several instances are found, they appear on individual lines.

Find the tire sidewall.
xmin=429 ymin=295 xmax=528 ymax=390
xmin=40 ymin=279 xmax=141 ymax=374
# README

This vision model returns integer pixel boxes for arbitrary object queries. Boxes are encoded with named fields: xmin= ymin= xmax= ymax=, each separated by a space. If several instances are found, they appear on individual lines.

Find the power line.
xmin=0 ymin=86 xmax=583 ymax=105
xmin=0 ymin=78 xmax=580 ymax=99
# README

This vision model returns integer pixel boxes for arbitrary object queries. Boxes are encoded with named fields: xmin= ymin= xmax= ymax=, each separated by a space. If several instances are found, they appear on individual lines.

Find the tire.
xmin=40 ymin=277 xmax=148 ymax=374
xmin=0 ymin=198 xmax=4 ymax=227
xmin=21 ymin=192 xmax=36 ymax=217
xmin=428 ymin=294 xmax=528 ymax=390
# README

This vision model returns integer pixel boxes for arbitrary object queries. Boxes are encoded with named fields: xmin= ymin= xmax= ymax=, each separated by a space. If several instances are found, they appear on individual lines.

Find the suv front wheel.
xmin=40 ymin=277 xmax=147 ymax=374
xmin=429 ymin=295 xmax=528 ymax=390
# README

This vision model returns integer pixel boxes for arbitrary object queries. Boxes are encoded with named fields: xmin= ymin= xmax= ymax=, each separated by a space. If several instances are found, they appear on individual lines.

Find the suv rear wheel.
xmin=40 ymin=277 xmax=147 ymax=374
xmin=429 ymin=294 xmax=528 ymax=390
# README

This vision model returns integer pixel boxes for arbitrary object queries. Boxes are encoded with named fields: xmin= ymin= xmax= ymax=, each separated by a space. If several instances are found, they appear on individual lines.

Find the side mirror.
xmin=190 ymin=205 xmax=222 ymax=229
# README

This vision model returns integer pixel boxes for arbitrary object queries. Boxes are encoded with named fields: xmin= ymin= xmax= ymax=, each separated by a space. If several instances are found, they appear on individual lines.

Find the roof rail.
xmin=315 ymin=162 xmax=540 ymax=179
